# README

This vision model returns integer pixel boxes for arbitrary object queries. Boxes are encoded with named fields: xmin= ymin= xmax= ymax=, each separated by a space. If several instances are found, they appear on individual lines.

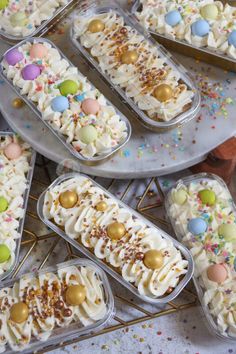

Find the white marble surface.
xmin=0 ymin=1 xmax=236 ymax=178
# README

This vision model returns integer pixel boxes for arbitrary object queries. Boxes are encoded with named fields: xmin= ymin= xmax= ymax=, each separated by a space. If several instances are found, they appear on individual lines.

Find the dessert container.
xmin=37 ymin=172 xmax=194 ymax=305
xmin=131 ymin=0 xmax=236 ymax=72
xmin=165 ymin=173 xmax=236 ymax=341
xmin=0 ymin=0 xmax=77 ymax=44
xmin=70 ymin=1 xmax=201 ymax=132
xmin=0 ymin=131 xmax=36 ymax=282
xmin=0 ymin=258 xmax=114 ymax=354
xmin=0 ymin=38 xmax=131 ymax=165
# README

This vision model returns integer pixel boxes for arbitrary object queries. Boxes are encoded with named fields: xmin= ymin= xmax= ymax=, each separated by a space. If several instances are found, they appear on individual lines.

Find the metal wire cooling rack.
xmin=12 ymin=155 xmax=197 ymax=353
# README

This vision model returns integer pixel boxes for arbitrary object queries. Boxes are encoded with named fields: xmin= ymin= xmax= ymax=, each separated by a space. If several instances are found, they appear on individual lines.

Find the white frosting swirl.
xmin=135 ymin=0 xmax=236 ymax=60
xmin=43 ymin=176 xmax=188 ymax=298
xmin=73 ymin=10 xmax=194 ymax=122
xmin=168 ymin=177 xmax=236 ymax=338
xmin=0 ymin=263 xmax=107 ymax=352
xmin=0 ymin=0 xmax=70 ymax=38
xmin=0 ymin=135 xmax=31 ymax=278
xmin=2 ymin=41 xmax=128 ymax=159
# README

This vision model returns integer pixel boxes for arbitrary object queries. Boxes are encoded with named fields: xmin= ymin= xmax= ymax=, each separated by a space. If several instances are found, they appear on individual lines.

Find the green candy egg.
xmin=79 ymin=125 xmax=98 ymax=144
xmin=0 ymin=196 xmax=8 ymax=212
xmin=59 ymin=80 xmax=79 ymax=96
xmin=173 ymin=189 xmax=187 ymax=205
xmin=200 ymin=4 xmax=218 ymax=20
xmin=10 ymin=12 xmax=28 ymax=27
xmin=198 ymin=189 xmax=216 ymax=206
xmin=218 ymin=224 xmax=236 ymax=242
xmin=0 ymin=0 xmax=9 ymax=10
xmin=0 ymin=244 xmax=10 ymax=263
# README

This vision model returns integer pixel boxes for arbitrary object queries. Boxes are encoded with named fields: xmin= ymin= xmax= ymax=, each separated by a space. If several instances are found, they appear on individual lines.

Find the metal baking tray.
xmin=165 ymin=172 xmax=236 ymax=341
xmin=0 ymin=258 xmax=114 ymax=354
xmin=70 ymin=1 xmax=201 ymax=132
xmin=0 ymin=131 xmax=36 ymax=281
xmin=37 ymin=172 xmax=194 ymax=305
xmin=131 ymin=0 xmax=236 ymax=72
xmin=0 ymin=37 xmax=131 ymax=165
xmin=0 ymin=0 xmax=77 ymax=44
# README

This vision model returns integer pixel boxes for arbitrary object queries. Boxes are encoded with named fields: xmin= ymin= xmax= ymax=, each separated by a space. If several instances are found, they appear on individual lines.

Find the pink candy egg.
xmin=207 ymin=264 xmax=228 ymax=283
xmin=81 ymin=98 xmax=100 ymax=115
xmin=30 ymin=43 xmax=48 ymax=59
xmin=4 ymin=142 xmax=22 ymax=160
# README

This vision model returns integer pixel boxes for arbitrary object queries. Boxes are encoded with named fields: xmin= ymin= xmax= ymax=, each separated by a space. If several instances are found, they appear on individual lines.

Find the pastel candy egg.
xmin=173 ymin=189 xmax=187 ymax=205
xmin=10 ymin=12 xmax=27 ymax=27
xmin=188 ymin=217 xmax=207 ymax=235
xmin=165 ymin=10 xmax=182 ymax=27
xmin=79 ymin=125 xmax=98 ymax=144
xmin=207 ymin=264 xmax=227 ymax=283
xmin=59 ymin=80 xmax=78 ymax=96
xmin=191 ymin=19 xmax=210 ymax=37
xmin=0 ymin=244 xmax=10 ymax=263
xmin=0 ymin=197 xmax=8 ymax=212
xmin=4 ymin=48 xmax=23 ymax=66
xmin=200 ymin=4 xmax=218 ymax=20
xmin=30 ymin=43 xmax=48 ymax=59
xmin=81 ymin=98 xmax=100 ymax=115
xmin=4 ymin=142 xmax=22 ymax=160
xmin=198 ymin=189 xmax=216 ymax=205
xmin=218 ymin=223 xmax=236 ymax=242
xmin=228 ymin=30 xmax=236 ymax=48
xmin=22 ymin=64 xmax=41 ymax=80
xmin=0 ymin=0 xmax=9 ymax=10
xmin=51 ymin=96 xmax=69 ymax=112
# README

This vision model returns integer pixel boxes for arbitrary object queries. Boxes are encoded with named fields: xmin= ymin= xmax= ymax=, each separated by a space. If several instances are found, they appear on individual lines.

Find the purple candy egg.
xmin=5 ymin=48 xmax=24 ymax=66
xmin=21 ymin=64 xmax=41 ymax=80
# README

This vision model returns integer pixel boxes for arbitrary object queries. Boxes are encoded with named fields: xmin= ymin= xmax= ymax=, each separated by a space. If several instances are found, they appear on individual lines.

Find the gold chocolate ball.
xmin=88 ymin=19 xmax=105 ymax=33
xmin=96 ymin=201 xmax=108 ymax=212
xmin=144 ymin=250 xmax=164 ymax=270
xmin=12 ymin=98 xmax=24 ymax=109
xmin=107 ymin=222 xmax=126 ymax=240
xmin=66 ymin=285 xmax=86 ymax=306
xmin=59 ymin=190 xmax=78 ymax=209
xmin=121 ymin=50 xmax=139 ymax=65
xmin=153 ymin=84 xmax=173 ymax=102
xmin=10 ymin=302 xmax=29 ymax=323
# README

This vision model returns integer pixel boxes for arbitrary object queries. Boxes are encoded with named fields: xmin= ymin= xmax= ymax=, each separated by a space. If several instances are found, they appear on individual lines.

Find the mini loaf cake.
xmin=2 ymin=41 xmax=128 ymax=159
xmin=0 ymin=263 xmax=107 ymax=352
xmin=135 ymin=0 xmax=236 ymax=60
xmin=168 ymin=176 xmax=236 ymax=338
xmin=73 ymin=10 xmax=195 ymax=122
xmin=43 ymin=175 xmax=189 ymax=299
xmin=0 ymin=134 xmax=32 ymax=278
xmin=0 ymin=0 xmax=70 ymax=38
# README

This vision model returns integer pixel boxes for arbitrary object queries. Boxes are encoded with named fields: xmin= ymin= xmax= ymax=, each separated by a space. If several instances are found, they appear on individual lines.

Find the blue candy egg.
xmin=191 ymin=19 xmax=210 ymax=37
xmin=188 ymin=218 xmax=208 ymax=235
xmin=228 ymin=30 xmax=236 ymax=48
xmin=51 ymin=96 xmax=69 ymax=112
xmin=165 ymin=10 xmax=182 ymax=27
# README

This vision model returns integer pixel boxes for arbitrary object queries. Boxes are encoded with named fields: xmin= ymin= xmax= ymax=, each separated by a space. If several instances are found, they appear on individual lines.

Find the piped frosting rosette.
xmin=43 ymin=175 xmax=188 ymax=298
xmin=0 ymin=263 xmax=107 ymax=352
xmin=2 ymin=40 xmax=128 ymax=159
xmin=73 ymin=10 xmax=194 ymax=122
xmin=168 ymin=176 xmax=236 ymax=338
xmin=135 ymin=0 xmax=236 ymax=60
xmin=0 ymin=0 xmax=70 ymax=38
xmin=0 ymin=134 xmax=31 ymax=277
